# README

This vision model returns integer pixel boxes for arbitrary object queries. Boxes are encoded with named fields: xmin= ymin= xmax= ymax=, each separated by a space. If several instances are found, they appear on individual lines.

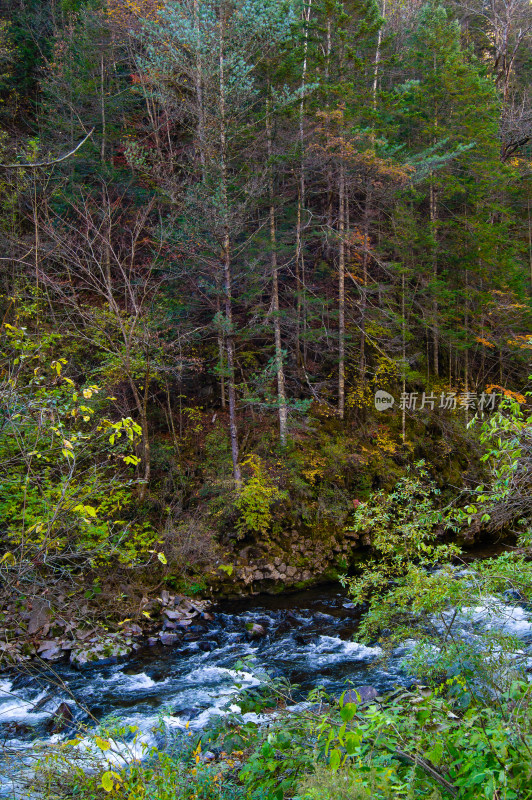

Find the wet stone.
xmin=47 ymin=702 xmax=74 ymax=734
xmin=246 ymin=623 xmax=266 ymax=638
xmin=159 ymin=632 xmax=180 ymax=646
xmin=341 ymin=686 xmax=379 ymax=705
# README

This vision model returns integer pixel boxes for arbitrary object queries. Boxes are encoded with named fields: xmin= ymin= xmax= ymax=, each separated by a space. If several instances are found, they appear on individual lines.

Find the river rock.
xmin=27 ymin=600 xmax=51 ymax=636
xmin=70 ymin=637 xmax=130 ymax=667
xmin=175 ymin=707 xmax=200 ymax=720
xmin=246 ymin=623 xmax=266 ymax=638
xmin=122 ymin=623 xmax=143 ymax=636
xmin=37 ymin=641 xmax=63 ymax=661
xmin=31 ymin=693 xmax=54 ymax=713
xmin=286 ymin=566 xmax=297 ymax=578
xmin=3 ymin=721 xmax=32 ymax=739
xmin=47 ymin=702 xmax=74 ymax=734
xmin=197 ymin=640 xmax=215 ymax=652
xmin=159 ymin=632 xmax=180 ymax=646
xmin=341 ymin=685 xmax=379 ymax=705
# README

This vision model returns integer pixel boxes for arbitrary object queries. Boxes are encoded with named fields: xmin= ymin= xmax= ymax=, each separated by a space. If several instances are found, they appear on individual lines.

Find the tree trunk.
xmin=100 ymin=52 xmax=106 ymax=163
xmin=193 ymin=0 xmax=206 ymax=179
xmin=401 ymin=272 xmax=406 ymax=443
xmin=430 ymin=179 xmax=439 ymax=377
xmin=359 ymin=184 xmax=370 ymax=380
xmin=128 ymin=375 xmax=151 ymax=502
xmin=338 ymin=159 xmax=346 ymax=419
xmin=216 ymin=292 xmax=226 ymax=410
xmin=219 ymin=6 xmax=241 ymax=486
xmin=295 ymin=0 xmax=312 ymax=377
xmin=267 ymin=94 xmax=288 ymax=446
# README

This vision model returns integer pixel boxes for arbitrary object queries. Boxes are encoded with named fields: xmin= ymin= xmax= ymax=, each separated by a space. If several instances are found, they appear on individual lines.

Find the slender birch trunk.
xmin=338 ymin=158 xmax=346 ymax=419
xmin=401 ymin=272 xmax=406 ymax=443
xmin=295 ymin=0 xmax=312 ymax=375
xmin=267 ymin=93 xmax=288 ymax=446
xmin=100 ymin=53 xmax=106 ymax=163
xmin=193 ymin=0 xmax=206 ymax=180
xmin=430 ymin=49 xmax=439 ymax=378
xmin=219 ymin=6 xmax=241 ymax=486
xmin=528 ymin=197 xmax=532 ymax=290
xmin=360 ymin=1 xmax=385 ymax=380
xmin=430 ymin=179 xmax=439 ymax=377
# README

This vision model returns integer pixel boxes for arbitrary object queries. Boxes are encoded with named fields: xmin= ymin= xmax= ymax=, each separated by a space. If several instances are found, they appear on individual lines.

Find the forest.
xmin=0 ymin=0 xmax=532 ymax=799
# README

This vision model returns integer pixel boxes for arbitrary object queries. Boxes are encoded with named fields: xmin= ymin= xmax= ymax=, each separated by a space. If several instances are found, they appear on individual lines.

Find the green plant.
xmin=0 ymin=324 xmax=161 ymax=576
xmin=343 ymin=460 xmax=456 ymax=606
xmin=31 ymin=716 xmax=245 ymax=800
xmin=453 ymin=392 xmax=532 ymax=533
xmin=234 ymin=456 xmax=287 ymax=539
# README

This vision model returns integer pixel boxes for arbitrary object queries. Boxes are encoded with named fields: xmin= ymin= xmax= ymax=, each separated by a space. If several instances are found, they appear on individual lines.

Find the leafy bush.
xmin=0 ymin=323 xmax=161 ymax=575
xmin=234 ymin=456 xmax=287 ymax=539
xmin=343 ymin=460 xmax=457 ymax=606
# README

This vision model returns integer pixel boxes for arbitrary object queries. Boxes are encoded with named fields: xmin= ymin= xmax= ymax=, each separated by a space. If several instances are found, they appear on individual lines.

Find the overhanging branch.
xmin=0 ymin=129 xmax=95 ymax=169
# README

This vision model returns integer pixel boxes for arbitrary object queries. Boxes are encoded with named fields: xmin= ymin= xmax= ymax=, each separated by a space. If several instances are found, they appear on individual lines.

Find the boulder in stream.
xmin=47 ymin=702 xmax=74 ymax=734
xmin=70 ymin=637 xmax=131 ymax=668
xmin=246 ymin=623 xmax=266 ymax=638
xmin=340 ymin=685 xmax=379 ymax=705
xmin=159 ymin=632 xmax=180 ymax=646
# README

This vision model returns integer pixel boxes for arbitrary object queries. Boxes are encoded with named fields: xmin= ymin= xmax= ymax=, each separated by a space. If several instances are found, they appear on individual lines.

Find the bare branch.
xmin=0 ymin=129 xmax=95 ymax=169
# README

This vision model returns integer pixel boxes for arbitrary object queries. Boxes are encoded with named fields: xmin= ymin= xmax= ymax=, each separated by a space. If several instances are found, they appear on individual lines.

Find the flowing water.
xmin=1 ymin=562 xmax=531 ymax=797
xmin=0 ymin=585 xmax=408 ymax=796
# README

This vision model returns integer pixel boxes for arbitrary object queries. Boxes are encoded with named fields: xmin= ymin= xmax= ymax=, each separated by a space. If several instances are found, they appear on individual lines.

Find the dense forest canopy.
xmin=0 ymin=0 xmax=531 ymax=577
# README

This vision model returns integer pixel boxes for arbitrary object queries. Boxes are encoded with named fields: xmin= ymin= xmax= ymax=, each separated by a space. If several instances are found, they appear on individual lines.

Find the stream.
xmin=1 ymin=555 xmax=532 ymax=797
xmin=0 ymin=585 xmax=407 ymax=796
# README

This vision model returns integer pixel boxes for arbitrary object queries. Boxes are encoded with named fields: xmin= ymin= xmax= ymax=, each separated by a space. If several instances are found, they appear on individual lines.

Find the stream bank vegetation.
xmin=24 ymin=394 xmax=532 ymax=799
xmin=0 ymin=0 xmax=532 ymax=795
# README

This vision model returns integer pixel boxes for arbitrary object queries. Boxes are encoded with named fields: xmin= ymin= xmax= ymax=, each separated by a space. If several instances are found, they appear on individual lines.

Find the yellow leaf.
xmin=94 ymin=736 xmax=111 ymax=751
xmin=100 ymin=771 xmax=117 ymax=792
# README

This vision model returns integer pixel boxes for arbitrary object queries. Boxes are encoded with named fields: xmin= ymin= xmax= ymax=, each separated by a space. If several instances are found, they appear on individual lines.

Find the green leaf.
xmin=100 ymin=771 xmax=117 ymax=792
xmin=340 ymin=702 xmax=357 ymax=722
xmin=345 ymin=731 xmax=362 ymax=754
xmin=329 ymin=749 xmax=341 ymax=771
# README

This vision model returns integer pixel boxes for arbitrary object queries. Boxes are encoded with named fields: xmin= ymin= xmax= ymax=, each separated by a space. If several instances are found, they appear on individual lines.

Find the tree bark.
xmin=219 ymin=5 xmax=241 ymax=486
xmin=267 ymin=94 xmax=288 ymax=446
xmin=193 ymin=0 xmax=206 ymax=179
xmin=430 ymin=179 xmax=439 ymax=377
xmin=295 ymin=0 xmax=312 ymax=377
xmin=338 ymin=159 xmax=346 ymax=419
